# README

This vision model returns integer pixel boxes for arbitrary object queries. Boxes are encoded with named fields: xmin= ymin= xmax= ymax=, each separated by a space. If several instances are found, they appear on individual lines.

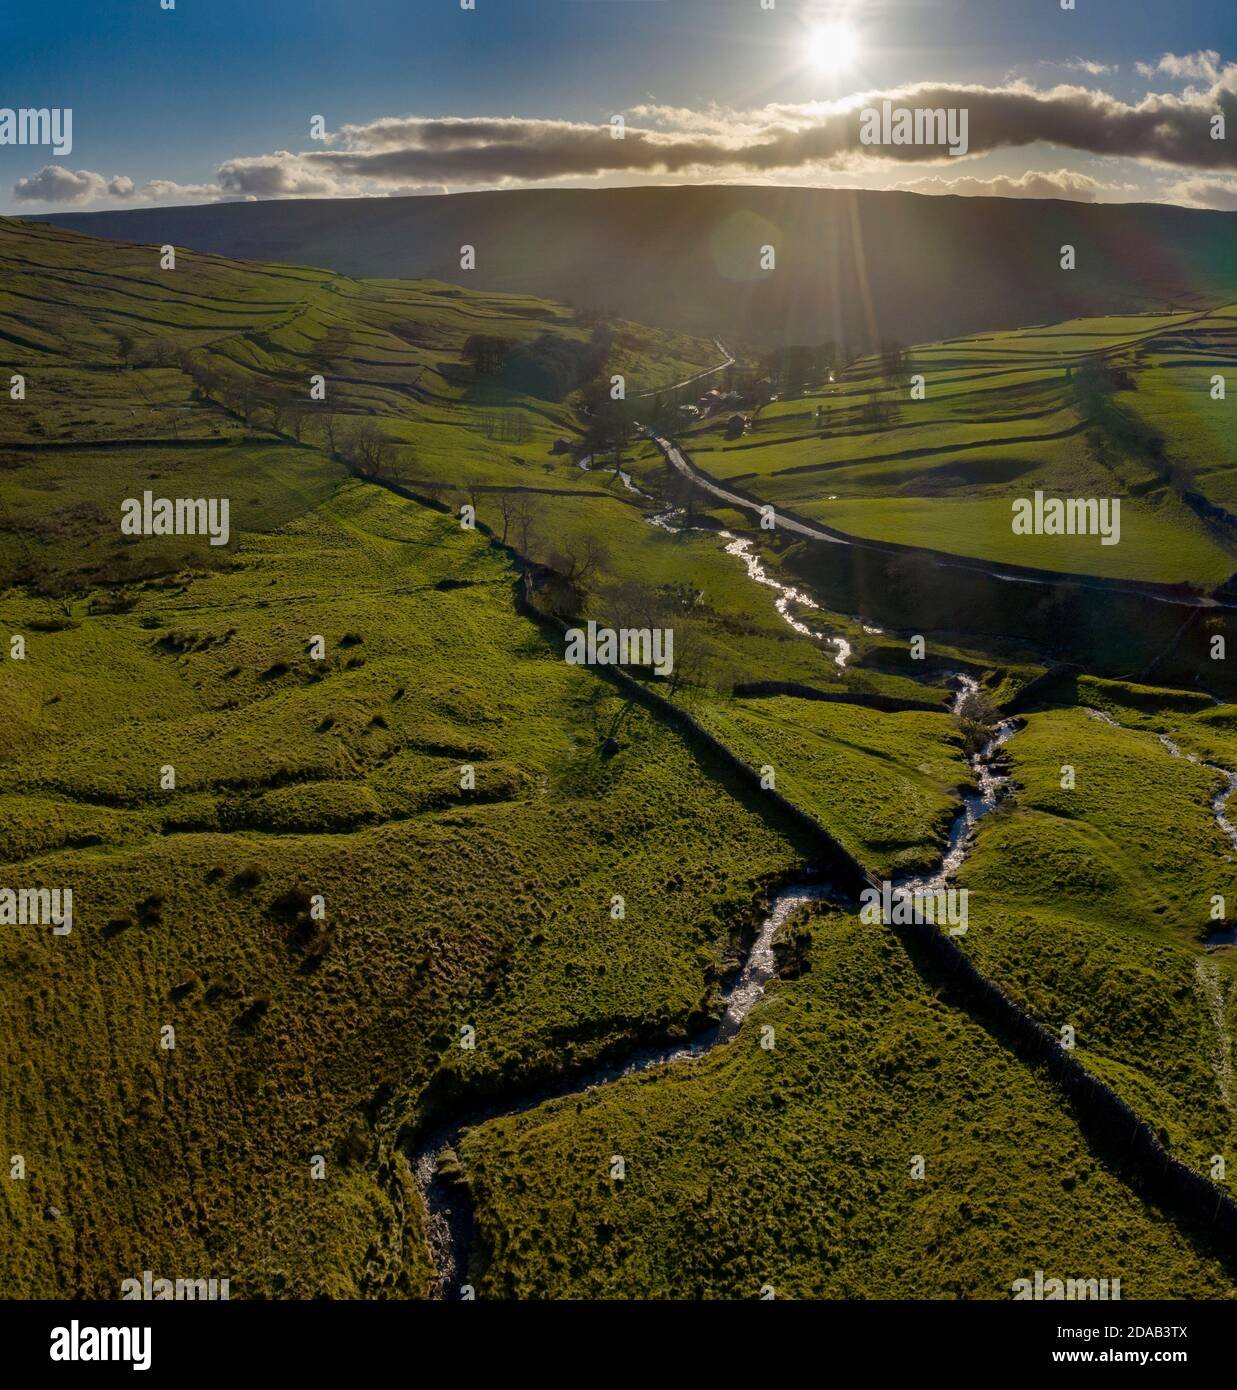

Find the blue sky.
xmin=3 ymin=0 xmax=1236 ymax=211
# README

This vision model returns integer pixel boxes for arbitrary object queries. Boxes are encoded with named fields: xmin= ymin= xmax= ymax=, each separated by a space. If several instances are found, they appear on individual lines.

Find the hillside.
xmin=1 ymin=217 xmax=1234 ymax=1300
xmin=656 ymin=307 xmax=1237 ymax=588
xmin=37 ymin=186 xmax=1237 ymax=350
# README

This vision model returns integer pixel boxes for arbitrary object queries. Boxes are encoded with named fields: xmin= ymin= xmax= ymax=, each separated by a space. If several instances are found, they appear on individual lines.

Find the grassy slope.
xmin=954 ymin=680 xmax=1237 ymax=1173
xmin=462 ymin=904 xmax=1232 ymax=1298
xmin=460 ymin=675 xmax=1237 ymax=1299
xmin=0 ymin=224 xmax=814 ymax=1293
xmin=674 ymin=310 xmax=1236 ymax=585
xmin=0 ymin=480 xmax=806 ymax=1297
xmin=0 ymin=217 xmax=1230 ymax=1300
xmin=689 ymin=694 xmax=969 ymax=877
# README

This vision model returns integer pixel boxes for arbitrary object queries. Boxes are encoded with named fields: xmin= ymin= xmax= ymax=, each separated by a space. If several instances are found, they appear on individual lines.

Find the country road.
xmin=632 ymin=337 xmax=735 ymax=399
xmin=650 ymin=430 xmax=848 ymax=546
xmin=633 ymin=326 xmax=1232 ymax=609
xmin=647 ymin=431 xmax=1231 ymax=609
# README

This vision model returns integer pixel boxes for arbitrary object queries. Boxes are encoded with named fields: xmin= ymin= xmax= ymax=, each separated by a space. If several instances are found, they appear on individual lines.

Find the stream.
xmin=898 ymin=677 xmax=1018 ymax=894
xmin=388 ymin=366 xmax=1229 ymax=1294
xmin=1155 ymin=734 xmax=1237 ymax=858
xmin=577 ymin=453 xmax=656 ymax=500
xmin=579 ymin=447 xmax=854 ymax=667
xmin=412 ymin=393 xmax=1030 ymax=1292
xmin=410 ymin=874 xmax=836 ymax=1296
xmin=640 ymin=502 xmax=855 ymax=667
xmin=409 ymin=674 xmax=1014 ymax=1296
xmin=722 ymin=533 xmax=852 ymax=668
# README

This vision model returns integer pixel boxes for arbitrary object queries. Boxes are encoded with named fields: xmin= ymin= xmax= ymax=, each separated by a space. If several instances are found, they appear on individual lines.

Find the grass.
xmin=0 ymin=480 xmax=808 ymax=1296
xmin=688 ymin=693 xmax=970 ymax=876
xmin=0 ymin=217 xmax=816 ymax=1294
xmin=461 ymin=903 xmax=1233 ymax=1298
xmin=1 ymin=214 xmax=1233 ymax=1302
xmin=952 ymin=679 xmax=1237 ymax=1172
xmin=671 ymin=307 xmax=1237 ymax=586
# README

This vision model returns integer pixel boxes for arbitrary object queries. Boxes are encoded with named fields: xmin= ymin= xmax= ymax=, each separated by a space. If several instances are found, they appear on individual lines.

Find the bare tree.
xmin=342 ymin=419 xmax=394 ymax=478
xmin=550 ymin=535 xmax=607 ymax=590
xmin=322 ymin=413 xmax=342 ymax=458
xmin=513 ymin=495 xmax=538 ymax=553
xmin=263 ymin=386 xmax=289 ymax=436
xmin=666 ymin=618 xmax=716 ymax=698
xmin=497 ymin=494 xmax=516 ymax=545
xmin=289 ymin=402 xmax=322 ymax=444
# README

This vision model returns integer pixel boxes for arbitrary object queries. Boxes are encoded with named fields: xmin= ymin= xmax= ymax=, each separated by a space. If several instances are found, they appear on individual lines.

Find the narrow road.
xmin=632 ymin=337 xmax=735 ymax=399
xmin=650 ymin=430 xmax=848 ymax=546
xmin=648 ymin=433 xmax=1232 ymax=609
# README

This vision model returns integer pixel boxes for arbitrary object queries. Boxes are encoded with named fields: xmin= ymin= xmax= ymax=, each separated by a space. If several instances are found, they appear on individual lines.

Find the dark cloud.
xmin=290 ymin=75 xmax=1237 ymax=186
xmin=15 ymin=69 xmax=1237 ymax=208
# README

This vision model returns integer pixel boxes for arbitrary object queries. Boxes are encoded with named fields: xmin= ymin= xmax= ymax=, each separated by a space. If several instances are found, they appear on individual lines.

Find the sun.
xmin=807 ymin=20 xmax=860 ymax=75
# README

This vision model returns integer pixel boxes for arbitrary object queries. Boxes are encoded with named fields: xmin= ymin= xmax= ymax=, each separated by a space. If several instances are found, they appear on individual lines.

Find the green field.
xmin=671 ymin=309 xmax=1237 ymax=585
xmin=1 ymin=216 xmax=1234 ymax=1300
xmin=954 ymin=679 xmax=1237 ymax=1172
xmin=1 ymin=474 xmax=813 ymax=1296
xmin=462 ymin=903 xmax=1231 ymax=1299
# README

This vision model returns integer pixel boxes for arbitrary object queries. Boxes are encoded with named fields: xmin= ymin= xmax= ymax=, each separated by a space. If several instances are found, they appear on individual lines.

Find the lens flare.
xmin=807 ymin=20 xmax=860 ymax=75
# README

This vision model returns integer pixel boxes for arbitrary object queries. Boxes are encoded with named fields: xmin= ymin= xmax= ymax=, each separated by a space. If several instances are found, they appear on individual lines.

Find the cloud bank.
xmin=14 ymin=56 xmax=1237 ymax=210
xmin=889 ymin=168 xmax=1113 ymax=201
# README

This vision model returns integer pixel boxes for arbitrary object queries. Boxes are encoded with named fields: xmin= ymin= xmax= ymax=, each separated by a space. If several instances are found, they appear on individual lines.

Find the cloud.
xmin=1163 ymin=174 xmax=1237 ymax=210
xmin=12 ymin=166 xmax=133 ymax=204
xmin=890 ymin=168 xmax=1109 ymax=202
xmin=1136 ymin=51 xmax=1222 ymax=83
xmin=10 ymin=166 xmax=249 ymax=206
xmin=14 ymin=66 xmax=1237 ymax=209
xmin=137 ymin=178 xmax=227 ymax=202
xmin=1064 ymin=59 xmax=1117 ymax=77
xmin=215 ymin=152 xmax=351 ymax=198
xmin=282 ymin=74 xmax=1237 ymax=188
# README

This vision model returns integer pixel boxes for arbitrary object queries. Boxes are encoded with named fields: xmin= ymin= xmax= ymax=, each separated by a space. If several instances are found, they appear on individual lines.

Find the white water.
xmin=637 ymin=507 xmax=854 ymax=664
xmin=897 ymin=676 xmax=1017 ymax=895
xmin=577 ymin=453 xmax=655 ymax=499
xmin=716 ymin=884 xmax=834 ymax=1040
xmin=587 ymin=879 xmax=837 ymax=1076
xmin=1153 ymin=733 xmax=1237 ymax=854
xmin=721 ymin=532 xmax=851 ymax=668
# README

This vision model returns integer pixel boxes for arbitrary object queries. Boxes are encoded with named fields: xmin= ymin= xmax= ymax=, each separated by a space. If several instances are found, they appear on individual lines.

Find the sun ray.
xmin=807 ymin=19 xmax=861 ymax=76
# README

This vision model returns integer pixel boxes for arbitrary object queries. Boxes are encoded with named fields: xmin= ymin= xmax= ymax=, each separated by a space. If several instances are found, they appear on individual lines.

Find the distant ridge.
xmin=36 ymin=185 xmax=1237 ymax=349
